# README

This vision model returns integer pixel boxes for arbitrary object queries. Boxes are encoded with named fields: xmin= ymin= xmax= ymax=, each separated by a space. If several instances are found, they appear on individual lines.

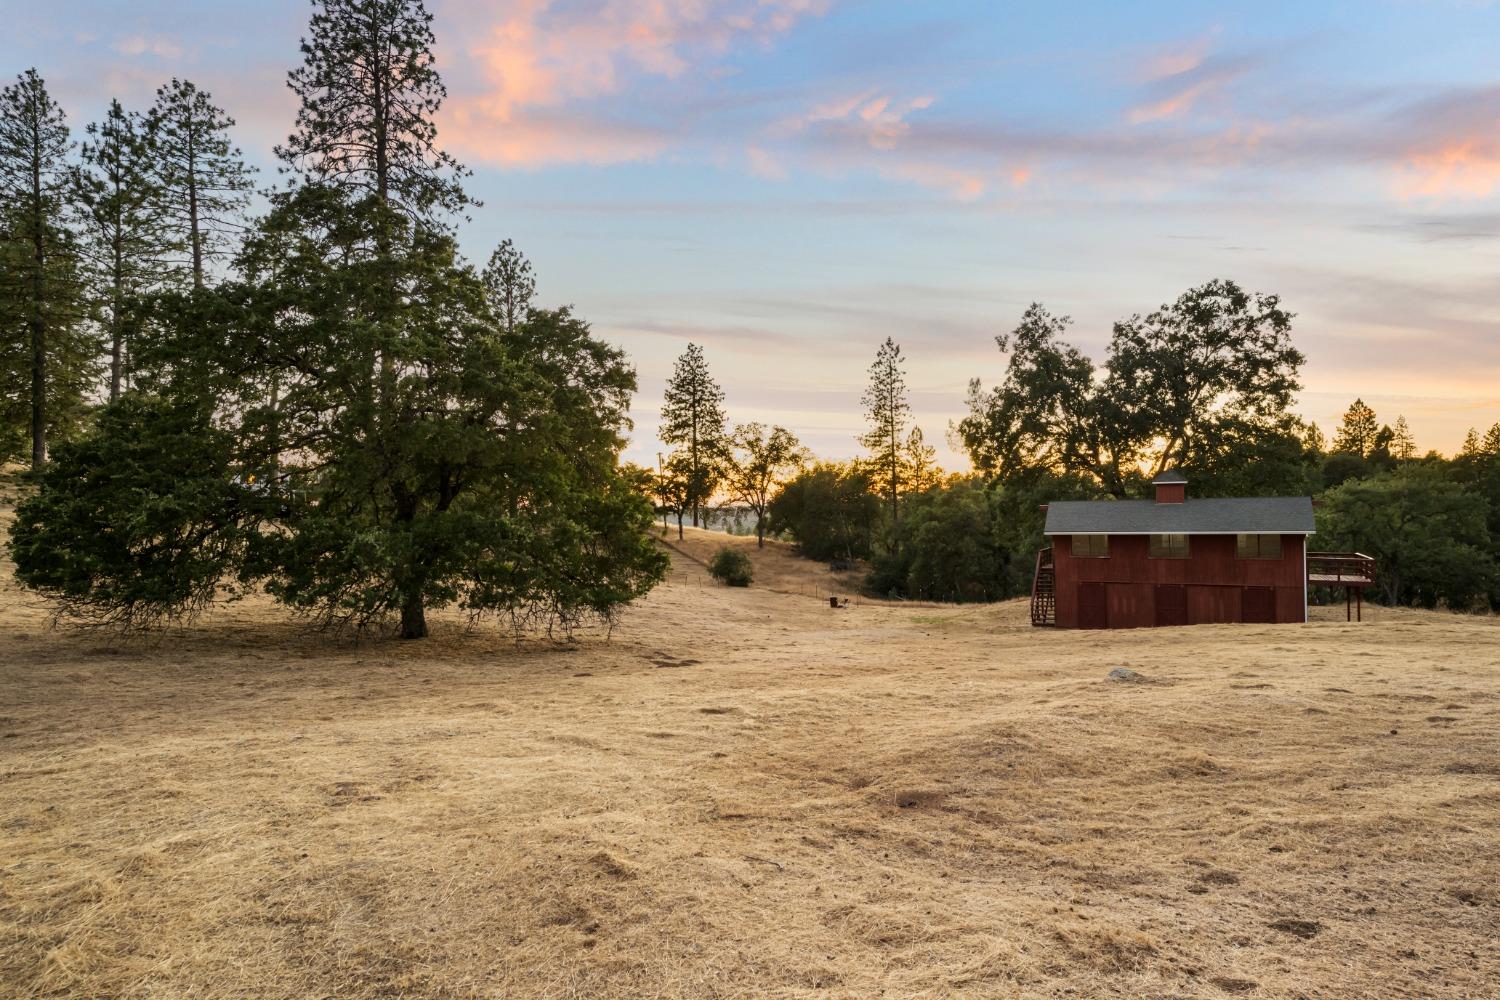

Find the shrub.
xmin=708 ymin=546 xmax=753 ymax=587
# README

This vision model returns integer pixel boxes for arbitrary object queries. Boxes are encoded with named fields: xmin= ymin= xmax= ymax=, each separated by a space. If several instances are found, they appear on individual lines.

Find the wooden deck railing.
xmin=1307 ymin=552 xmax=1376 ymax=587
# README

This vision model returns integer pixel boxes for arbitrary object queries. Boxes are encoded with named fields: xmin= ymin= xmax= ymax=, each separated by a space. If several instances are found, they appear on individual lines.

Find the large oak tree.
xmin=960 ymin=280 xmax=1303 ymax=498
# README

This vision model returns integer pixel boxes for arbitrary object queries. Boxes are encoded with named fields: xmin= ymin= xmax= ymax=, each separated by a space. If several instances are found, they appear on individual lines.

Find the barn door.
xmin=1078 ymin=583 xmax=1108 ymax=629
xmin=1242 ymin=587 xmax=1276 ymax=624
xmin=1155 ymin=585 xmax=1187 ymax=627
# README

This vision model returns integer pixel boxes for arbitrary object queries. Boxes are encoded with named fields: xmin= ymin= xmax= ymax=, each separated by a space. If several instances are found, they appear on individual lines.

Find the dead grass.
xmin=2 ymin=505 xmax=1498 ymax=998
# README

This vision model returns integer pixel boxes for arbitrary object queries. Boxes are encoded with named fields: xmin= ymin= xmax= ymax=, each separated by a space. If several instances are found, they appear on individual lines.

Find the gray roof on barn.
xmin=1152 ymin=469 xmax=1188 ymax=484
xmin=1043 ymin=496 xmax=1316 ymax=535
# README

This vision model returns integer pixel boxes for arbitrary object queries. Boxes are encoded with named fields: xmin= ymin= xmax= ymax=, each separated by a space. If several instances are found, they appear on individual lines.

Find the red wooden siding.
xmin=1155 ymin=584 xmax=1187 ymax=626
xmin=1052 ymin=533 xmax=1305 ymax=629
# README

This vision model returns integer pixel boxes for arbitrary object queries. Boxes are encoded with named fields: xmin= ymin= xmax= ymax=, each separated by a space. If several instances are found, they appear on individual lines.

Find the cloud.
xmin=783 ymin=91 xmax=935 ymax=150
xmin=1382 ymin=86 xmax=1500 ymax=200
xmin=111 ymin=34 xmax=183 ymax=59
xmin=745 ymin=145 xmax=788 ymax=180
xmin=443 ymin=103 xmax=670 ymax=166
xmin=1397 ymin=140 xmax=1500 ymax=199
xmin=439 ymin=0 xmax=830 ymax=166
xmin=1125 ymin=52 xmax=1258 ymax=124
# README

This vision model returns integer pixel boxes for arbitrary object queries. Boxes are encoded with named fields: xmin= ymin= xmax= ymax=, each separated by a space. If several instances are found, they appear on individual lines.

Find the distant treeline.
xmin=650 ymin=285 xmax=1500 ymax=611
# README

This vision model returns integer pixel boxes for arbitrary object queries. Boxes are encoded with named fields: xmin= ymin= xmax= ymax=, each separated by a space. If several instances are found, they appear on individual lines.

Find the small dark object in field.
xmin=1211 ymin=977 xmax=1258 ymax=994
xmin=1107 ymin=667 xmax=1144 ymax=683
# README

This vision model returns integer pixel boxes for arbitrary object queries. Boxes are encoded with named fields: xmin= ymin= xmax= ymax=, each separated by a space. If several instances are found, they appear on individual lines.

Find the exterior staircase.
xmin=1030 ymin=547 xmax=1056 ymax=627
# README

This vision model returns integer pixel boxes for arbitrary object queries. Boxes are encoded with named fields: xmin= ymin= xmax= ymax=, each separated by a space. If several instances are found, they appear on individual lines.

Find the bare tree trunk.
xmin=691 ymin=422 xmax=699 ymax=527
xmin=400 ymin=592 xmax=427 ymax=639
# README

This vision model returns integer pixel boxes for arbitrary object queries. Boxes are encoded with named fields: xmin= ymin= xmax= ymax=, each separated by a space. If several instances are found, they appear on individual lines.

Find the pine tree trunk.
xmin=109 ymin=243 xmax=123 ymax=403
xmin=28 ymin=152 xmax=46 ymax=471
xmin=187 ymin=127 xmax=203 ymax=289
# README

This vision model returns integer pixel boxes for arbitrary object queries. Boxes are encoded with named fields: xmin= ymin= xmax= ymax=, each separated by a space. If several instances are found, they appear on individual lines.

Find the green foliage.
xmin=9 ymin=395 xmax=264 ymax=628
xmin=1179 ymin=414 xmax=1323 ymax=498
xmin=1450 ymin=428 xmax=1500 ymax=608
xmin=988 ymin=468 xmax=1103 ymax=593
xmin=961 ymin=281 xmax=1301 ymax=498
xmin=1316 ymin=466 xmax=1495 ymax=610
xmin=870 ymin=470 xmax=1102 ymax=602
xmin=769 ymin=462 xmax=879 ymax=563
xmin=708 ymin=546 xmax=753 ymax=587
xmin=867 ymin=478 xmax=1005 ymax=601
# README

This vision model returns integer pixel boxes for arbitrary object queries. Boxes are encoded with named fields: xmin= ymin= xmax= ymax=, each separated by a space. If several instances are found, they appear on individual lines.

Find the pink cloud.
xmin=439 ymin=0 xmax=830 ymax=166
xmin=1127 ymin=78 xmax=1219 ymax=124
xmin=782 ymin=91 xmax=935 ymax=150
xmin=1125 ymin=45 xmax=1254 ymax=125
xmin=1396 ymin=139 xmax=1500 ymax=199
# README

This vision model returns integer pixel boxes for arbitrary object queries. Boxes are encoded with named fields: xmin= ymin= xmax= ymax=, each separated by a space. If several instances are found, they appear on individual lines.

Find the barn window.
xmin=1072 ymin=535 xmax=1109 ymax=558
xmin=1148 ymin=533 xmax=1190 ymax=558
xmin=1236 ymin=533 xmax=1282 ymax=559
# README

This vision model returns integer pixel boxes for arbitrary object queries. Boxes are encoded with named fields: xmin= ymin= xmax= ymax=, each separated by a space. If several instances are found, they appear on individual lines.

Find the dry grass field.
xmin=2 ymin=518 xmax=1498 ymax=999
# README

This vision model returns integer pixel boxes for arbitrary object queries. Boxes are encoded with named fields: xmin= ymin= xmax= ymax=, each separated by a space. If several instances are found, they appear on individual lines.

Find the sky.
xmin=7 ymin=0 xmax=1500 ymax=469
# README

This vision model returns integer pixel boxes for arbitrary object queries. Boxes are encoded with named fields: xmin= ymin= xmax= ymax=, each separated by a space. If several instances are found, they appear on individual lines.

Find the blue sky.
xmin=8 ymin=0 xmax=1500 ymax=467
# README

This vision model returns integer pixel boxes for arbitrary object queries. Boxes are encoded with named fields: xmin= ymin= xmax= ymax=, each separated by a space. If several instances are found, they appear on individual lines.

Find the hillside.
xmin=653 ymin=524 xmax=874 ymax=600
xmin=1 ymin=516 xmax=1497 ymax=998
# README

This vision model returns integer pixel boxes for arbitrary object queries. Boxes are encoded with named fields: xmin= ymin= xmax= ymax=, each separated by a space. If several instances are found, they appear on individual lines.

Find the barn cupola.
xmin=1153 ymin=469 xmax=1187 ymax=504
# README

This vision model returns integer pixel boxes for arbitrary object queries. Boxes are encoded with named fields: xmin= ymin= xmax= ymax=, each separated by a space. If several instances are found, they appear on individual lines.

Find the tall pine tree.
xmin=1332 ymin=398 xmax=1380 ymax=457
xmin=482 ymin=238 xmax=535 ymax=333
xmin=278 ymin=0 xmax=469 ymax=223
xmin=147 ymin=79 xmax=254 ymax=289
xmin=1390 ymin=415 xmax=1417 ymax=462
xmin=73 ymin=99 xmax=165 ymax=400
xmin=660 ymin=343 xmax=727 ymax=528
xmin=861 ymin=337 xmax=911 ymax=531
xmin=0 ymin=70 xmax=94 ymax=469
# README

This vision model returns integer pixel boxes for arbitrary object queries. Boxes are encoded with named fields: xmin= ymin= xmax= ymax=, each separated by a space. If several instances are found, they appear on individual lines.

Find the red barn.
xmin=1030 ymin=471 xmax=1373 ymax=629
